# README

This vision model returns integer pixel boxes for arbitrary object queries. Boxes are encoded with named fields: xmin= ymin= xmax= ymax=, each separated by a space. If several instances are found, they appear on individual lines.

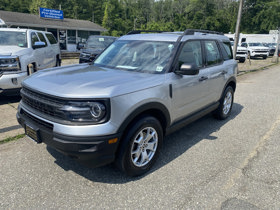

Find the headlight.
xmin=0 ymin=56 xmax=21 ymax=72
xmin=59 ymin=100 xmax=109 ymax=123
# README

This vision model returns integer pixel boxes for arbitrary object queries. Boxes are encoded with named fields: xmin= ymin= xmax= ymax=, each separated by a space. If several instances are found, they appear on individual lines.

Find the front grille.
xmin=21 ymin=87 xmax=66 ymax=120
xmin=254 ymin=50 xmax=268 ymax=53
xmin=21 ymin=108 xmax=53 ymax=130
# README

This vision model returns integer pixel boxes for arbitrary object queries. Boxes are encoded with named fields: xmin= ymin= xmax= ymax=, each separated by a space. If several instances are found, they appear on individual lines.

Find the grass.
xmin=0 ymin=134 xmax=25 ymax=145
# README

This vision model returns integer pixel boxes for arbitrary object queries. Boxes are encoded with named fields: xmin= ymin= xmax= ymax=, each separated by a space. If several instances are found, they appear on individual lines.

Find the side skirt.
xmin=166 ymin=102 xmax=220 ymax=135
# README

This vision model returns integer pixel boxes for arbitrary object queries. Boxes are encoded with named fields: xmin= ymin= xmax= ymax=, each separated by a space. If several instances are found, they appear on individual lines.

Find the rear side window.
xmin=37 ymin=32 xmax=47 ymax=46
xmin=204 ymin=40 xmax=222 ymax=66
xmin=222 ymin=41 xmax=233 ymax=60
xmin=46 ymin=33 xmax=57 ymax=44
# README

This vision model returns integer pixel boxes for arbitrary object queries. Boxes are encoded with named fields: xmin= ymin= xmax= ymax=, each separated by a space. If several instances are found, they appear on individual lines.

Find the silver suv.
xmin=17 ymin=29 xmax=237 ymax=176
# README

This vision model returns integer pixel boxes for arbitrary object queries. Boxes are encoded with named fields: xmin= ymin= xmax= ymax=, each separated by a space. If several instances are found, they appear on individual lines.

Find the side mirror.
xmin=77 ymin=42 xmax=85 ymax=50
xmin=175 ymin=63 xmax=199 ymax=75
xmin=33 ymin=41 xmax=46 ymax=49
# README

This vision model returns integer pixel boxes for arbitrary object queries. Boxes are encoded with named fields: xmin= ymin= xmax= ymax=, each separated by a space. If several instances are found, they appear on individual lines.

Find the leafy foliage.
xmin=0 ymin=0 xmax=279 ymax=35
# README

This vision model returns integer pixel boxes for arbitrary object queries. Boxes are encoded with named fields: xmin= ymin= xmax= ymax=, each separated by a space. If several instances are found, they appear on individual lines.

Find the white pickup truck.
xmin=241 ymin=42 xmax=269 ymax=59
xmin=0 ymin=28 xmax=61 ymax=95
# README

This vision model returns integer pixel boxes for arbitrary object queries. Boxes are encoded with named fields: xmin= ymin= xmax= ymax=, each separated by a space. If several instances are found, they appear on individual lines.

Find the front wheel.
xmin=214 ymin=86 xmax=234 ymax=120
xmin=239 ymin=58 xmax=245 ymax=63
xmin=116 ymin=116 xmax=163 ymax=176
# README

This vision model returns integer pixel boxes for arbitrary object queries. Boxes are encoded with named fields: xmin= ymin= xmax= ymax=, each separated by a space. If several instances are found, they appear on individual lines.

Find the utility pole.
xmin=233 ymin=0 xmax=244 ymax=60
xmin=272 ymin=27 xmax=280 ymax=63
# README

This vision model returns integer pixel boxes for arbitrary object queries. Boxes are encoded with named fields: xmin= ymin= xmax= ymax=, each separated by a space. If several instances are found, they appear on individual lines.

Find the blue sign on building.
xmin=39 ymin=7 xmax=64 ymax=20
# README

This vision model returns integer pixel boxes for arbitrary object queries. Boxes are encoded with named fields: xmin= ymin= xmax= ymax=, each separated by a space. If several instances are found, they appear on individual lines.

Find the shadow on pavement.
xmin=0 ymin=95 xmax=21 ymax=105
xmin=47 ymin=103 xmax=244 ymax=184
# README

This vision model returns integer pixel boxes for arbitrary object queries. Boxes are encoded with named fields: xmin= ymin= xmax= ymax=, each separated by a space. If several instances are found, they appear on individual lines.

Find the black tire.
xmin=263 ymin=55 xmax=267 ymax=59
xmin=239 ymin=58 xmax=245 ymax=63
xmin=115 ymin=116 xmax=163 ymax=176
xmin=214 ymin=86 xmax=234 ymax=120
xmin=55 ymin=58 xmax=61 ymax=67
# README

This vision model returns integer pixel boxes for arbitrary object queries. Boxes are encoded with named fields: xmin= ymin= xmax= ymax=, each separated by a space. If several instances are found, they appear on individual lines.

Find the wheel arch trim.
xmin=117 ymin=102 xmax=171 ymax=135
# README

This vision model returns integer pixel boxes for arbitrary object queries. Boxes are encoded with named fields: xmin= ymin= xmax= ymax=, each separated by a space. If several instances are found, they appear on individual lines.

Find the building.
xmin=0 ymin=10 xmax=107 ymax=51
xmin=225 ymin=31 xmax=278 ymax=45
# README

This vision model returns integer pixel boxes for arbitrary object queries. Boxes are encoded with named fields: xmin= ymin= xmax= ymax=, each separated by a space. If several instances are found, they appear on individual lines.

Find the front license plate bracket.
xmin=25 ymin=124 xmax=42 ymax=143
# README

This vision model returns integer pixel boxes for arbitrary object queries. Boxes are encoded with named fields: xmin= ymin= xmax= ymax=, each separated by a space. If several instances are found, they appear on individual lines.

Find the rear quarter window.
xmin=221 ymin=41 xmax=233 ymax=60
xmin=46 ymin=33 xmax=57 ymax=44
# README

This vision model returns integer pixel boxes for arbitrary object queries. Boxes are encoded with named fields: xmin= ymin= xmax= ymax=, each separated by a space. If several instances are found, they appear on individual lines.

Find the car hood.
xmin=82 ymin=48 xmax=104 ymax=55
xmin=22 ymin=64 xmax=165 ymax=98
xmin=0 ymin=45 xmax=28 ymax=56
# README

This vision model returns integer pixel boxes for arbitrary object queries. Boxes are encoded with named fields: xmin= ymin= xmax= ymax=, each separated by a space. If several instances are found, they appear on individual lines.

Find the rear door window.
xmin=204 ymin=40 xmax=222 ymax=66
xmin=46 ymin=33 xmax=57 ymax=44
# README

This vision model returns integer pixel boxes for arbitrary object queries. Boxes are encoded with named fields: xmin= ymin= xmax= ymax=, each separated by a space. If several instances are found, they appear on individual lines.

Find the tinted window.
xmin=37 ymin=32 xmax=47 ymax=46
xmin=204 ymin=40 xmax=222 ymax=66
xmin=222 ymin=41 xmax=233 ymax=60
xmin=46 ymin=33 xmax=57 ymax=44
xmin=87 ymin=36 xmax=116 ymax=49
xmin=178 ymin=41 xmax=203 ymax=69
xmin=31 ymin=32 xmax=39 ymax=46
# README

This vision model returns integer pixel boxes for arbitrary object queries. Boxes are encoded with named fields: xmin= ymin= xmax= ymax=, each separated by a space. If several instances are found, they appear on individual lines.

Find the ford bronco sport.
xmin=17 ymin=29 xmax=237 ymax=176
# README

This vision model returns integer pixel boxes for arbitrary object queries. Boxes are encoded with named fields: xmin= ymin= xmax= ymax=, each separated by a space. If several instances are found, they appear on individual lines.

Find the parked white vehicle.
xmin=241 ymin=42 xmax=269 ymax=59
xmin=0 ymin=28 xmax=61 ymax=94
xmin=231 ymin=42 xmax=247 ymax=63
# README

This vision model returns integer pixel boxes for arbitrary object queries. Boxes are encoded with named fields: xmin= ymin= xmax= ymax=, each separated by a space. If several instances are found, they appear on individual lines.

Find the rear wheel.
xmin=116 ymin=116 xmax=163 ymax=176
xmin=214 ymin=86 xmax=234 ymax=120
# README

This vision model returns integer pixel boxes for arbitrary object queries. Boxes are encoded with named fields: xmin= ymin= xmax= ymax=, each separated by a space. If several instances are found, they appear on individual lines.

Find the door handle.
xmin=199 ymin=76 xmax=208 ymax=82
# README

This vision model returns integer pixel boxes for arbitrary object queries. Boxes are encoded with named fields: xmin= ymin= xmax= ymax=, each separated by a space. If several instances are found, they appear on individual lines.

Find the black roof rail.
xmin=184 ymin=29 xmax=224 ymax=35
xmin=126 ymin=30 xmax=165 ymax=35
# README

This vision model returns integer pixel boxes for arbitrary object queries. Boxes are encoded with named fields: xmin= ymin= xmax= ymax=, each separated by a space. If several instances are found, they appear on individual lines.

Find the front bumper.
xmin=0 ymin=72 xmax=26 ymax=93
xmin=17 ymin=106 xmax=121 ymax=168
xmin=236 ymin=54 xmax=247 ymax=60
xmin=250 ymin=52 xmax=269 ymax=57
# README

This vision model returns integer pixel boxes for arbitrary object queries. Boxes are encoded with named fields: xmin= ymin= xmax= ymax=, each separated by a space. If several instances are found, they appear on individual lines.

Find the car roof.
xmin=0 ymin=28 xmax=28 ymax=32
xmin=119 ymin=32 xmax=229 ymax=42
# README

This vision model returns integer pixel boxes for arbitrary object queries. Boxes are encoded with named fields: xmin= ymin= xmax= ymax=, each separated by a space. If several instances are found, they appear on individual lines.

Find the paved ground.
xmin=0 ymin=63 xmax=279 ymax=209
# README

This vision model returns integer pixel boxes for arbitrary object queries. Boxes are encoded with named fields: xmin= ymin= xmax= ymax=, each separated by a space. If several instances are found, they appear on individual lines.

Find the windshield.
xmin=248 ymin=43 xmax=263 ymax=47
xmin=0 ymin=31 xmax=27 ymax=47
xmin=86 ymin=36 xmax=116 ymax=49
xmin=94 ymin=40 xmax=175 ymax=73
